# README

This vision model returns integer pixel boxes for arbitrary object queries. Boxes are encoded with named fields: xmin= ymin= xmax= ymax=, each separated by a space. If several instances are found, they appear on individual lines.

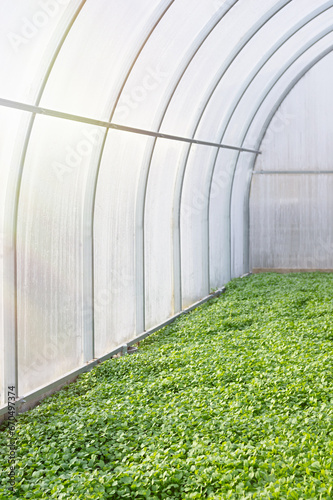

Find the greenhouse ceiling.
xmin=1 ymin=0 xmax=333 ymax=414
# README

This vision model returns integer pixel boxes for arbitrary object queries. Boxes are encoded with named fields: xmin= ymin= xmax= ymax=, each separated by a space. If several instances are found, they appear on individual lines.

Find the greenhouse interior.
xmin=1 ymin=0 xmax=333 ymax=498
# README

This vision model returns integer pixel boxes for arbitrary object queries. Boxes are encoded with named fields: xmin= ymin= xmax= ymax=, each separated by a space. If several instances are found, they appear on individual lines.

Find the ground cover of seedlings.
xmin=1 ymin=272 xmax=333 ymax=499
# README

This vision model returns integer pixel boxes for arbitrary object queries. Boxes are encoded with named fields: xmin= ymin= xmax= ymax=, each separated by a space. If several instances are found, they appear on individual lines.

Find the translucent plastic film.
xmin=250 ymin=53 xmax=333 ymax=271
xmin=17 ymin=115 xmax=104 ymax=395
xmin=1 ymin=0 xmax=82 ymax=104
xmin=0 ymin=107 xmax=33 ymax=404
xmin=250 ymin=174 xmax=333 ymax=270
xmin=40 ymin=0 xmax=171 ymax=120
xmin=144 ymin=139 xmax=185 ymax=328
xmin=94 ymin=131 xmax=156 ymax=356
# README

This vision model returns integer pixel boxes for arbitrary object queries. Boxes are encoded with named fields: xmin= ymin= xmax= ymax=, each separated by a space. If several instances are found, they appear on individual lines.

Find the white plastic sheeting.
xmin=1 ymin=0 xmax=333 ymax=409
xmin=250 ymin=52 xmax=333 ymax=271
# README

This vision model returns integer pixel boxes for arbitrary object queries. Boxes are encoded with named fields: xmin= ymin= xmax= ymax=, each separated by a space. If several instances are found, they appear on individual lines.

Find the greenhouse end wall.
xmin=250 ymin=52 xmax=333 ymax=272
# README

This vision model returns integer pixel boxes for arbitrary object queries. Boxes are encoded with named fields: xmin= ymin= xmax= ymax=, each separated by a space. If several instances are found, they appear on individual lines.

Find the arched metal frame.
xmin=166 ymin=0 xmax=293 ymax=307
xmin=2 ymin=0 xmax=87 ymax=402
xmin=1 ymin=0 xmax=333 ymax=411
xmin=242 ymin=46 xmax=333 ymax=274
xmin=174 ymin=0 xmax=333 ymax=297
xmin=207 ymin=3 xmax=333 ymax=278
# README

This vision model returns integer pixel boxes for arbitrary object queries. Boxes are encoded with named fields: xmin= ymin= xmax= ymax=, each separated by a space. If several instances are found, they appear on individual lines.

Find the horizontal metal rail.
xmin=0 ymin=286 xmax=225 ymax=419
xmin=0 ymin=97 xmax=261 ymax=155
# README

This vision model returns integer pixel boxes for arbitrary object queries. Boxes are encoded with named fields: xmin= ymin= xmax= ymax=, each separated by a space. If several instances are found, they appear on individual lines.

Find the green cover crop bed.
xmin=1 ymin=272 xmax=333 ymax=499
